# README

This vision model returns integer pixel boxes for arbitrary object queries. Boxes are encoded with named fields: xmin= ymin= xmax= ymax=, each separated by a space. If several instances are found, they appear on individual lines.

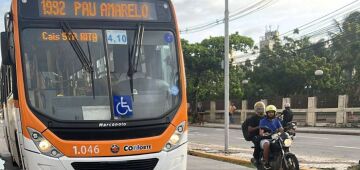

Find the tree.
xmin=249 ymin=34 xmax=342 ymax=98
xmin=330 ymin=12 xmax=360 ymax=95
xmin=182 ymin=33 xmax=254 ymax=119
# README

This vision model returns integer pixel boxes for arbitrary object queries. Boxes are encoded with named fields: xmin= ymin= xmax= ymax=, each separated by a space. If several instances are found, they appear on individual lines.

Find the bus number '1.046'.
xmin=72 ymin=145 xmax=100 ymax=155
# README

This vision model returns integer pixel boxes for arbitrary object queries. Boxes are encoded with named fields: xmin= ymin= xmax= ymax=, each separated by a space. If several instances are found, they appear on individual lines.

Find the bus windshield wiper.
xmin=128 ymin=24 xmax=144 ymax=99
xmin=61 ymin=22 xmax=96 ymax=98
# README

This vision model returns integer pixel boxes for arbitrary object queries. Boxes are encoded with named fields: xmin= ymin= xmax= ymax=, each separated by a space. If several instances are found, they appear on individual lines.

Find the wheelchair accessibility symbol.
xmin=114 ymin=96 xmax=133 ymax=117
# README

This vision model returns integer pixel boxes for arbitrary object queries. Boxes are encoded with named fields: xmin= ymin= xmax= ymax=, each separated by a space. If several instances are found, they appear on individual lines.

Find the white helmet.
xmin=285 ymin=103 xmax=291 ymax=108
xmin=254 ymin=101 xmax=266 ymax=116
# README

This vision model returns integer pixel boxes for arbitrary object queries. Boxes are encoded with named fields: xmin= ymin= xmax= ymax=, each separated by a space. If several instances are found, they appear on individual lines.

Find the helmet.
xmin=266 ymin=105 xmax=277 ymax=113
xmin=285 ymin=103 xmax=291 ymax=108
xmin=254 ymin=101 xmax=265 ymax=116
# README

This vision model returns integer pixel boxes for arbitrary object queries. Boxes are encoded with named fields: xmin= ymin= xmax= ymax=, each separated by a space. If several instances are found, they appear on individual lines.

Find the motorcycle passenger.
xmin=282 ymin=103 xmax=294 ymax=127
xmin=248 ymin=101 xmax=266 ymax=165
xmin=259 ymin=105 xmax=284 ymax=169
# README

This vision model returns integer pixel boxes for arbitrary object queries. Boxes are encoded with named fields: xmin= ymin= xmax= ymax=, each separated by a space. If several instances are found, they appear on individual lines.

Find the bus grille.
xmin=71 ymin=158 xmax=159 ymax=170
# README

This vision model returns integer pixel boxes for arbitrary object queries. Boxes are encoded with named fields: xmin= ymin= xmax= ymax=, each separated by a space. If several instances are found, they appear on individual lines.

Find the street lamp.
xmin=315 ymin=70 xmax=324 ymax=76
xmin=242 ymin=79 xmax=249 ymax=84
xmin=258 ymin=89 xmax=264 ymax=99
xmin=314 ymin=70 xmax=324 ymax=96
xmin=242 ymin=79 xmax=249 ymax=100
xmin=305 ymin=85 xmax=312 ymax=97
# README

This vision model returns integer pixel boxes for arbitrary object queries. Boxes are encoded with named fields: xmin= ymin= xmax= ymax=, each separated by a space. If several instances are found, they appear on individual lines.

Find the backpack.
xmin=242 ymin=118 xmax=252 ymax=141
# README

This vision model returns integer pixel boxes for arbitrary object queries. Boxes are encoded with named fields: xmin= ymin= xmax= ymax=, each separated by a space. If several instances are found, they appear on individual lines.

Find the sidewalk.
xmin=191 ymin=123 xmax=360 ymax=136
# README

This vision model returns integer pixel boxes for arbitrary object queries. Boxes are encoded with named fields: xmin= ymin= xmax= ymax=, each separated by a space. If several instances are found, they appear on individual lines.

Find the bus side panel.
xmin=3 ymin=102 xmax=11 ymax=153
xmin=4 ymin=97 xmax=23 ymax=166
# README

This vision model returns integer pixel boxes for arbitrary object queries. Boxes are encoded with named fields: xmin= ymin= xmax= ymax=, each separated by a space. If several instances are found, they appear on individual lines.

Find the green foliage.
xmin=244 ymin=12 xmax=359 ymax=98
xmin=330 ymin=11 xmax=360 ymax=94
xmin=183 ymin=11 xmax=360 ymax=107
xmin=182 ymin=34 xmax=254 ymax=113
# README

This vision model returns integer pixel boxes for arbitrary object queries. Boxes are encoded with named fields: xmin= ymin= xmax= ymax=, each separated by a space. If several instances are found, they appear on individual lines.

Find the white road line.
xmin=296 ymin=136 xmax=329 ymax=140
xmin=334 ymin=146 xmax=360 ymax=150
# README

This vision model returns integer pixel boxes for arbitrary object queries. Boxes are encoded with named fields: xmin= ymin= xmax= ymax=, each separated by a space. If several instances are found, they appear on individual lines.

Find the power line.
xmin=183 ymin=0 xmax=268 ymax=31
xmin=291 ymin=7 xmax=359 ymax=41
xmin=297 ymin=30 xmax=359 ymax=52
xmin=180 ymin=0 xmax=277 ymax=34
xmin=281 ymin=0 xmax=360 ymax=37
xmin=230 ymin=0 xmax=278 ymax=22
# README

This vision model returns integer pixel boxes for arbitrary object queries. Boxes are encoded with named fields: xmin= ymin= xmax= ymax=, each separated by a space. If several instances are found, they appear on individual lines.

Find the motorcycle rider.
xmin=248 ymin=101 xmax=266 ymax=165
xmin=282 ymin=103 xmax=294 ymax=127
xmin=259 ymin=105 xmax=284 ymax=169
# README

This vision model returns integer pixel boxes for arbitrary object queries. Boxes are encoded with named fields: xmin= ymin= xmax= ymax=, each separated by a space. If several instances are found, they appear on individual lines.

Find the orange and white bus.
xmin=0 ymin=0 xmax=187 ymax=169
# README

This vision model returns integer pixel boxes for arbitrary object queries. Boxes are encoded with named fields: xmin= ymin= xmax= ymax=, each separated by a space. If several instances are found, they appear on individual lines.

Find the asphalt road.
xmin=189 ymin=126 xmax=360 ymax=164
xmin=0 ymin=157 xmax=18 ymax=170
xmin=1 ymin=126 xmax=359 ymax=169
xmin=0 ymin=155 xmax=252 ymax=170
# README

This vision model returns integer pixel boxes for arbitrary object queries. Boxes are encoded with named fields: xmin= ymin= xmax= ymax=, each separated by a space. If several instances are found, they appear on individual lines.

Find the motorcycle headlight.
xmin=284 ymin=139 xmax=293 ymax=147
xmin=163 ymin=121 xmax=187 ymax=152
xmin=27 ymin=128 xmax=63 ymax=158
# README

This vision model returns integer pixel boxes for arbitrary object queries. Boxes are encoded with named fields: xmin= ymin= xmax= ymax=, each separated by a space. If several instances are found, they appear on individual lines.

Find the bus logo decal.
xmin=114 ymin=96 xmax=133 ymax=117
xmin=110 ymin=144 xmax=120 ymax=154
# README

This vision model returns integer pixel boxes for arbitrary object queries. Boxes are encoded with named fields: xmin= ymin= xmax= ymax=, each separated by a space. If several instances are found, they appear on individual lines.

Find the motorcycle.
xmin=254 ymin=128 xmax=299 ymax=170
xmin=284 ymin=122 xmax=297 ymax=138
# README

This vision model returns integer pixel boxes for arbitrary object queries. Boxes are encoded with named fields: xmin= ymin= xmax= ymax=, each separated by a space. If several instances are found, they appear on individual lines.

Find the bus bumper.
xmin=23 ymin=142 xmax=187 ymax=170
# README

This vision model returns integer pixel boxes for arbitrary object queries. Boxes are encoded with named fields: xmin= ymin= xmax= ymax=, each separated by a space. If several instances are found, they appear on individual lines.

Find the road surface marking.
xmin=334 ymin=146 xmax=360 ymax=150
xmin=296 ymin=136 xmax=329 ymax=140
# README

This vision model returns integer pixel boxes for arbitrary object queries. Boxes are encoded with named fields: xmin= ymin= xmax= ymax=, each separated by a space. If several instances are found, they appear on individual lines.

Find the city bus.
xmin=0 ymin=0 xmax=187 ymax=169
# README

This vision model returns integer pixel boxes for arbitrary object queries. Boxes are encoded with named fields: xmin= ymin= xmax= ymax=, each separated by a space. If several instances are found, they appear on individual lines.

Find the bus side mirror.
xmin=1 ymin=32 xmax=13 ymax=65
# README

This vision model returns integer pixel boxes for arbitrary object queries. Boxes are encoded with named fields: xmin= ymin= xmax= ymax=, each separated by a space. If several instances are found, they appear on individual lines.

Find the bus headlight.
xmin=169 ymin=133 xmax=181 ymax=145
xmin=27 ymin=128 xmax=63 ymax=158
xmin=38 ymin=139 xmax=52 ymax=152
xmin=163 ymin=121 xmax=187 ymax=152
xmin=284 ymin=139 xmax=293 ymax=147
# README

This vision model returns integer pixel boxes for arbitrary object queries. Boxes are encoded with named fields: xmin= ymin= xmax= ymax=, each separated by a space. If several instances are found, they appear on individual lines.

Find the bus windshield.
xmin=21 ymin=28 xmax=180 ymax=121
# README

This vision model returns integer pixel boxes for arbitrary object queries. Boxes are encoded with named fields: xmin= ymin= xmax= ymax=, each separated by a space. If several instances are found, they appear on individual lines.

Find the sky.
xmin=0 ymin=0 xmax=357 ymax=44
xmin=173 ymin=0 xmax=356 ymax=43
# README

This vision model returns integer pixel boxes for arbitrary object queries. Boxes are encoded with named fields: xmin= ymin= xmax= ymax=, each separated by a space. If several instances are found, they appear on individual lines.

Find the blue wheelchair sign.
xmin=114 ymin=96 xmax=133 ymax=117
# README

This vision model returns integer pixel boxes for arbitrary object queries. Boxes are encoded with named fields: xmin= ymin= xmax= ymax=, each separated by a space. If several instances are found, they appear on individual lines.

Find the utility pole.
xmin=224 ymin=0 xmax=230 ymax=153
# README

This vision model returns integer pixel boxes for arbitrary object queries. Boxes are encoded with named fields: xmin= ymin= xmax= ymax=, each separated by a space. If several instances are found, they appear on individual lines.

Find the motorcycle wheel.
xmin=282 ymin=154 xmax=299 ymax=170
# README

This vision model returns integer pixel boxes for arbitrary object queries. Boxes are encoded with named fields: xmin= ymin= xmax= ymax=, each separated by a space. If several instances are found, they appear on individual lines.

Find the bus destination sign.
xmin=38 ymin=0 xmax=158 ymax=21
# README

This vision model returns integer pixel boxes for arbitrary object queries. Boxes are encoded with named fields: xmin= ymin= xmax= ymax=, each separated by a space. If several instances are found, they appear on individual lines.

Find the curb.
xmin=190 ymin=125 xmax=360 ymax=136
xmin=188 ymin=150 xmax=253 ymax=168
xmin=188 ymin=150 xmax=317 ymax=170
